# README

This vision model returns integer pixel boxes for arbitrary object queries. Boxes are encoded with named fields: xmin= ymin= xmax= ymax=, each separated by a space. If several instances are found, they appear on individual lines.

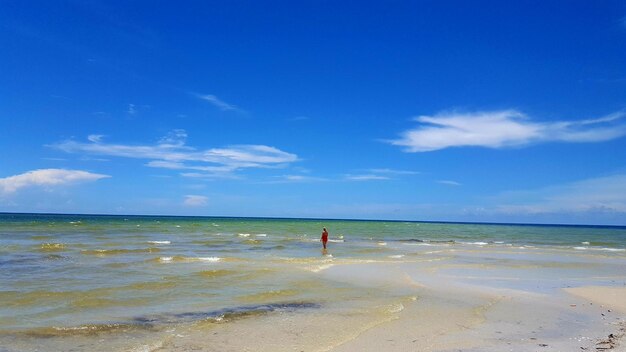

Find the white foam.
xmin=148 ymin=240 xmax=171 ymax=244
xmin=581 ymin=241 xmax=590 ymax=245
xmin=599 ymin=248 xmax=625 ymax=252
xmin=588 ymin=247 xmax=626 ymax=252
xmin=467 ymin=241 xmax=488 ymax=246
xmin=377 ymin=242 xmax=387 ymax=246
xmin=309 ymin=264 xmax=334 ymax=273
xmin=238 ymin=233 xmax=251 ymax=237
xmin=387 ymin=303 xmax=405 ymax=314
xmin=403 ymin=242 xmax=432 ymax=246
xmin=160 ymin=257 xmax=173 ymax=262
xmin=198 ymin=257 xmax=221 ymax=262
xmin=256 ymin=234 xmax=267 ymax=237
xmin=575 ymin=247 xmax=625 ymax=252
xmin=389 ymin=255 xmax=405 ymax=258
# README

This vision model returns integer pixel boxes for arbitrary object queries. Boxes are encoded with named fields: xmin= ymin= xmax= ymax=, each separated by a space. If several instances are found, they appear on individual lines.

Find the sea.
xmin=1 ymin=213 xmax=625 ymax=351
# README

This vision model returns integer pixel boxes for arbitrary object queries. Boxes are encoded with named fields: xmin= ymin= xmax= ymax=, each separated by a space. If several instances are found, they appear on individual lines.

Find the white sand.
xmin=565 ymin=286 xmax=626 ymax=314
xmin=143 ymin=262 xmax=626 ymax=351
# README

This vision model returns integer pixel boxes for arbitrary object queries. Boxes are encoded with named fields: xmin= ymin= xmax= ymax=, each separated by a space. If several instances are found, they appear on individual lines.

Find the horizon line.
xmin=1 ymin=211 xmax=625 ymax=229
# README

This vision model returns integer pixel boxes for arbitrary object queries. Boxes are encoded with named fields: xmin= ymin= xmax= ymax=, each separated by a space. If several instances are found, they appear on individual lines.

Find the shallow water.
xmin=1 ymin=213 xmax=625 ymax=351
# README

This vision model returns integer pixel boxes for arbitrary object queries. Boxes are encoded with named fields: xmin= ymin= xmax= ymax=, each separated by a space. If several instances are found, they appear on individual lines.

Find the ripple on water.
xmin=81 ymin=248 xmax=161 ymax=256
xmin=38 ymin=243 xmax=67 ymax=252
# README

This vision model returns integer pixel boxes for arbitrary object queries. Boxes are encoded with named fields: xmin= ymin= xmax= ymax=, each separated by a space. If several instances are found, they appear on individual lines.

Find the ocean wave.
xmin=8 ymin=301 xmax=322 ymax=337
xmin=573 ymin=246 xmax=625 ymax=252
xmin=18 ymin=323 xmax=142 ymax=337
xmin=463 ymin=241 xmax=489 ymax=246
xmin=147 ymin=240 xmax=171 ymax=245
xmin=196 ymin=269 xmax=236 ymax=278
xmin=125 ymin=280 xmax=178 ymax=290
xmin=81 ymin=248 xmax=160 ymax=256
xmin=308 ymin=263 xmax=335 ymax=273
xmin=133 ymin=302 xmax=320 ymax=328
xmin=157 ymin=256 xmax=222 ymax=263
xmin=402 ymin=242 xmax=433 ymax=246
xmin=37 ymin=243 xmax=67 ymax=252
xmin=385 ymin=303 xmax=405 ymax=314
xmin=236 ymin=289 xmax=299 ymax=302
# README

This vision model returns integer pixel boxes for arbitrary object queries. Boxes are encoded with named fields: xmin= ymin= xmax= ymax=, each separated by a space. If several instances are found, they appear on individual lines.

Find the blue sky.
xmin=1 ymin=1 xmax=626 ymax=225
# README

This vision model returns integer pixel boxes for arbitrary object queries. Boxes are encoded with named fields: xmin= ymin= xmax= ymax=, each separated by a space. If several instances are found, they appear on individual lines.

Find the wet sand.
xmin=119 ymin=260 xmax=626 ymax=352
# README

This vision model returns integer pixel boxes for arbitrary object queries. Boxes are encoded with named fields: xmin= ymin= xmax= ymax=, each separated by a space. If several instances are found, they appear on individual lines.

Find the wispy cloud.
xmin=342 ymin=168 xmax=419 ymax=182
xmin=390 ymin=110 xmax=626 ymax=152
xmin=196 ymin=94 xmax=241 ymax=112
xmin=183 ymin=195 xmax=208 ymax=207
xmin=127 ymin=104 xmax=136 ymax=115
xmin=438 ymin=180 xmax=461 ymax=186
xmin=487 ymin=174 xmax=626 ymax=216
xmin=287 ymin=116 xmax=310 ymax=122
xmin=50 ymin=130 xmax=298 ymax=178
xmin=344 ymin=174 xmax=390 ymax=181
xmin=0 ymin=169 xmax=109 ymax=195
xmin=268 ymin=175 xmax=329 ymax=183
xmin=367 ymin=168 xmax=420 ymax=175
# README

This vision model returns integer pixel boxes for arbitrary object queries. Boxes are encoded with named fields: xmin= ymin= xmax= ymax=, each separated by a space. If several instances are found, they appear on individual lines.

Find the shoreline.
xmin=2 ymin=267 xmax=625 ymax=351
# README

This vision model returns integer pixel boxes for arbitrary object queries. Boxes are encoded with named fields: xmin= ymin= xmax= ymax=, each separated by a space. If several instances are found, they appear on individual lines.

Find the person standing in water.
xmin=321 ymin=227 xmax=329 ymax=249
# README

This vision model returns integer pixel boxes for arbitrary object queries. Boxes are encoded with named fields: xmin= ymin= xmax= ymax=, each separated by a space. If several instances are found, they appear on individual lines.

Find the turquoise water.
xmin=1 ymin=213 xmax=625 ymax=350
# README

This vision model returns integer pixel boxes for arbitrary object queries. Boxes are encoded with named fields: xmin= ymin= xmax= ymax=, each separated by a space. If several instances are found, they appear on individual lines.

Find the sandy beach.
xmin=109 ymin=261 xmax=626 ymax=352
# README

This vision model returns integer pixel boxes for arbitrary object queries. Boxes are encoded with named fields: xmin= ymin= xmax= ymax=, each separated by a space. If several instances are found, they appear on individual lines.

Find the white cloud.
xmin=0 ymin=169 xmax=109 ymax=195
xmin=438 ymin=180 xmax=461 ymax=186
xmin=288 ymin=116 xmax=310 ymax=121
xmin=197 ymin=94 xmax=240 ymax=112
xmin=183 ymin=195 xmax=208 ymax=207
xmin=269 ymin=175 xmax=328 ymax=183
xmin=338 ymin=168 xmax=420 ymax=182
xmin=344 ymin=174 xmax=390 ymax=181
xmin=180 ymin=172 xmax=242 ymax=180
xmin=87 ymin=134 xmax=104 ymax=143
xmin=367 ymin=168 xmax=420 ymax=175
xmin=158 ymin=129 xmax=187 ymax=147
xmin=50 ymin=130 xmax=298 ymax=177
xmin=390 ymin=110 xmax=626 ymax=152
xmin=491 ymin=174 xmax=626 ymax=215
xmin=128 ymin=104 xmax=136 ymax=115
